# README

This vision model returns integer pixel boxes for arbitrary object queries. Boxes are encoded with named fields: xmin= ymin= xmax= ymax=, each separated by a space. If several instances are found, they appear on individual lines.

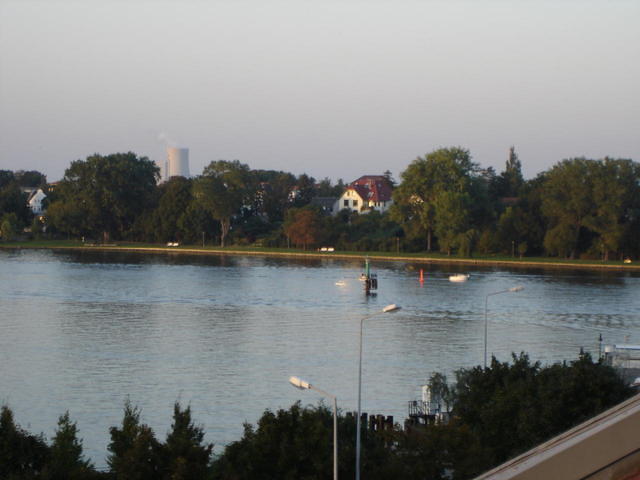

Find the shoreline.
xmin=2 ymin=242 xmax=639 ymax=271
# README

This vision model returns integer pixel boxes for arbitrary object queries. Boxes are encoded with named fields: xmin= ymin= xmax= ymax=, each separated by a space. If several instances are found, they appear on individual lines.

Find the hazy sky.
xmin=1 ymin=0 xmax=638 ymax=183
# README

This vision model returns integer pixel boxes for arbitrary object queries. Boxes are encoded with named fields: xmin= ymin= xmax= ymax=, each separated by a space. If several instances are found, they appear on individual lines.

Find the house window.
xmin=353 ymin=200 xmax=358 ymax=207
xmin=344 ymin=199 xmax=349 ymax=207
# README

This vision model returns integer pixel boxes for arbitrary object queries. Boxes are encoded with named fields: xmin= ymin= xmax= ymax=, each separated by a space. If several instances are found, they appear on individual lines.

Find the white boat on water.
xmin=449 ymin=274 xmax=470 ymax=283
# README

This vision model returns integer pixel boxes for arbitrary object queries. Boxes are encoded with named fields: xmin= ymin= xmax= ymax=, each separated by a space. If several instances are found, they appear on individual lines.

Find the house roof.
xmin=27 ymin=188 xmax=46 ymax=203
xmin=475 ymin=392 xmax=640 ymax=480
xmin=21 ymin=186 xmax=38 ymax=196
xmin=347 ymin=175 xmax=393 ymax=203
xmin=310 ymin=197 xmax=337 ymax=210
xmin=347 ymin=185 xmax=370 ymax=201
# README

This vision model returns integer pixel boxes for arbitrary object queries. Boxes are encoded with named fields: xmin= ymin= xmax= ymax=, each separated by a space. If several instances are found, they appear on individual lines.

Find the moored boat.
xmin=449 ymin=274 xmax=470 ymax=283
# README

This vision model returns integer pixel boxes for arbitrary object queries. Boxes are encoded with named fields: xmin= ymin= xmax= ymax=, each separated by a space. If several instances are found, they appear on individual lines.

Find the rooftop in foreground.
xmin=476 ymin=392 xmax=640 ymax=480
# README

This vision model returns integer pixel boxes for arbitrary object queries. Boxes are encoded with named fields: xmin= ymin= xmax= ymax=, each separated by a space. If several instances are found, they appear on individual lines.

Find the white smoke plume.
xmin=157 ymin=132 xmax=180 ymax=148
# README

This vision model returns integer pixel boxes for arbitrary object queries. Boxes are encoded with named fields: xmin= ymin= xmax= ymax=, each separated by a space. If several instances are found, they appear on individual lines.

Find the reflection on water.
xmin=1 ymin=248 xmax=639 ymax=469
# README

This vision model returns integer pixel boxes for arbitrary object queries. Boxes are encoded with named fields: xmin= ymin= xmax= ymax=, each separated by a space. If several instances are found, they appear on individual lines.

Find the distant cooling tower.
xmin=167 ymin=147 xmax=189 ymax=178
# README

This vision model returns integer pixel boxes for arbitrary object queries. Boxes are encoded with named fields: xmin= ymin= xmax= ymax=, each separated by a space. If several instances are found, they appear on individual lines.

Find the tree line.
xmin=1 ymin=353 xmax=633 ymax=479
xmin=2 ymin=147 xmax=639 ymax=260
xmin=390 ymin=147 xmax=640 ymax=260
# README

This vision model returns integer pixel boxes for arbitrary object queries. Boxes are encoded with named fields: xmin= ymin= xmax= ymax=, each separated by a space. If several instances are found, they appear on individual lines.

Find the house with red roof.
xmin=334 ymin=175 xmax=394 ymax=215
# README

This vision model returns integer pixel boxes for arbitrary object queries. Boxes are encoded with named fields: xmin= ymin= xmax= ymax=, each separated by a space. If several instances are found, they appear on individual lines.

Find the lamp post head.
xmin=383 ymin=304 xmax=401 ymax=313
xmin=289 ymin=376 xmax=310 ymax=390
xmin=509 ymin=286 xmax=524 ymax=293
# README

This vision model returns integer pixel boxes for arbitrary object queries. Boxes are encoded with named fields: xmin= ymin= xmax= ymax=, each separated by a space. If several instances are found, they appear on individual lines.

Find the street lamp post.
xmin=289 ymin=376 xmax=338 ymax=480
xmin=484 ymin=286 xmax=524 ymax=368
xmin=356 ymin=303 xmax=401 ymax=480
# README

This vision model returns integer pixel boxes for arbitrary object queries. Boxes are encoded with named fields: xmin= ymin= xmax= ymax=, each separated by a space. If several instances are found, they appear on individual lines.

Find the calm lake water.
xmin=1 ymin=248 xmax=639 ymax=468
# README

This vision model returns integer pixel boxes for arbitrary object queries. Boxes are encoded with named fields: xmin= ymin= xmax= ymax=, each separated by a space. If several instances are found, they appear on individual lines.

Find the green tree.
xmin=391 ymin=147 xmax=478 ymax=252
xmin=0 ymin=170 xmax=15 ymax=189
xmin=540 ymin=157 xmax=640 ymax=259
xmin=177 ymin=201 xmax=219 ymax=245
xmin=451 ymin=352 xmax=633 ymax=474
xmin=496 ymin=206 xmax=528 ymax=255
xmin=0 ymin=213 xmax=18 ymax=241
xmin=234 ymin=215 xmax=273 ymax=245
xmin=585 ymin=158 xmax=640 ymax=260
xmin=382 ymin=169 xmax=396 ymax=189
xmin=493 ymin=146 xmax=524 ymax=198
xmin=256 ymin=170 xmax=296 ymax=222
xmin=544 ymin=222 xmax=578 ymax=258
xmin=514 ymin=174 xmax=547 ymax=255
xmin=315 ymin=176 xmax=342 ymax=197
xmin=212 ymin=401 xmax=400 ymax=480
xmin=212 ymin=402 xmax=332 ymax=479
xmin=292 ymin=173 xmax=316 ymax=207
xmin=15 ymin=170 xmax=47 ymax=188
xmin=390 ymin=419 xmax=486 ymax=480
xmin=475 ymin=228 xmax=499 ymax=254
xmin=107 ymin=401 xmax=161 ymax=480
xmin=41 ymin=412 xmax=95 ymax=480
xmin=337 ymin=210 xmax=402 ymax=252
xmin=193 ymin=160 xmax=252 ymax=247
xmin=46 ymin=201 xmax=87 ymax=239
xmin=541 ymin=158 xmax=595 ymax=259
xmin=147 ymin=176 xmax=194 ymax=242
xmin=0 ymin=405 xmax=50 ymax=479
xmin=391 ymin=157 xmax=437 ymax=252
xmin=517 ymin=241 xmax=528 ymax=258
xmin=0 ymin=182 xmax=32 ymax=229
xmin=434 ymin=191 xmax=471 ymax=255
xmin=50 ymin=153 xmax=159 ymax=242
xmin=159 ymin=403 xmax=213 ymax=480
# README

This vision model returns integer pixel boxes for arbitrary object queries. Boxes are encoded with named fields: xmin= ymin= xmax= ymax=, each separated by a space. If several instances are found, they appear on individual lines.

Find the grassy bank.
xmin=2 ymin=239 xmax=639 ymax=271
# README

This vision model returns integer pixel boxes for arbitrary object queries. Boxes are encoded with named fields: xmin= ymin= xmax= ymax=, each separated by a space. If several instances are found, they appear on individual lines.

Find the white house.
xmin=334 ymin=175 xmax=393 ymax=215
xmin=27 ymin=188 xmax=47 ymax=215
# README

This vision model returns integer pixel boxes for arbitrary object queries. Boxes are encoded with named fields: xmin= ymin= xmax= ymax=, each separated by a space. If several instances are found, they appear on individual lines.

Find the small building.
xmin=310 ymin=196 xmax=338 ymax=215
xmin=24 ymin=188 xmax=47 ymax=215
xmin=288 ymin=185 xmax=301 ymax=203
xmin=406 ymin=384 xmax=450 ymax=428
xmin=604 ymin=344 xmax=640 ymax=386
xmin=334 ymin=175 xmax=393 ymax=215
